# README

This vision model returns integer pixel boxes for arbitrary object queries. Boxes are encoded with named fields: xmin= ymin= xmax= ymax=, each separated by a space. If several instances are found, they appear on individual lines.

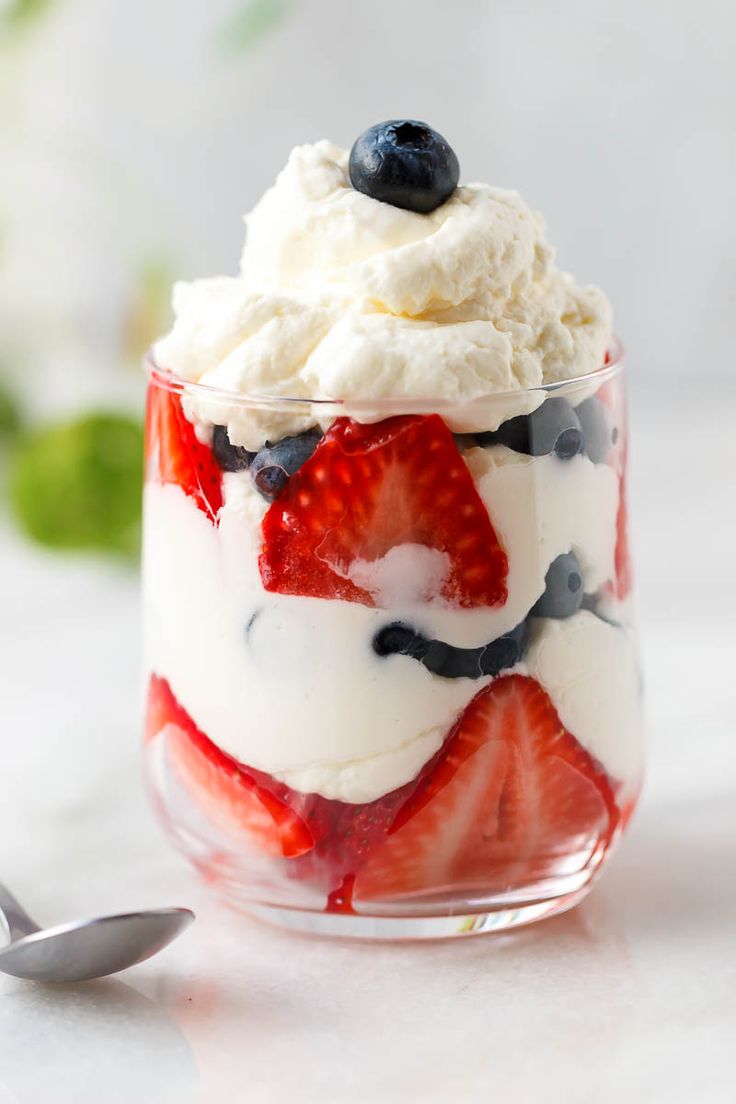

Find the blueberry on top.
xmin=349 ymin=120 xmax=460 ymax=214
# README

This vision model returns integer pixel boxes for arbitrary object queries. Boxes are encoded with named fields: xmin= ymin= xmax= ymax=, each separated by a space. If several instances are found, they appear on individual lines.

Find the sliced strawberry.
xmin=614 ymin=470 xmax=633 ymax=600
xmin=145 ymin=381 xmax=222 ymax=521
xmin=592 ymin=374 xmax=632 ymax=600
xmin=286 ymin=780 xmax=417 ymax=901
xmin=259 ymin=415 xmax=508 ymax=609
xmin=595 ymin=369 xmax=619 ymax=411
xmin=144 ymin=672 xmax=196 ymax=745
xmin=619 ymin=790 xmax=640 ymax=830
xmin=145 ymin=676 xmax=314 ymax=859
xmin=354 ymin=675 xmax=620 ymax=902
xmin=611 ymin=391 xmax=632 ymax=600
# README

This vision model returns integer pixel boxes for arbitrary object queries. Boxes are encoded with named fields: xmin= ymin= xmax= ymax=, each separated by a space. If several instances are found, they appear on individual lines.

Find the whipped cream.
xmin=524 ymin=611 xmax=644 ymax=787
xmin=143 ymin=445 xmax=633 ymax=803
xmin=154 ymin=141 xmax=612 ymax=450
xmin=143 ymin=479 xmax=473 ymax=804
xmin=453 ymin=446 xmax=618 ymax=644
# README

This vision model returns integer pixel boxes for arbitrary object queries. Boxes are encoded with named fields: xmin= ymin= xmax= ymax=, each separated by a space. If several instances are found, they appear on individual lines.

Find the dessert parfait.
xmin=143 ymin=121 xmax=643 ymax=937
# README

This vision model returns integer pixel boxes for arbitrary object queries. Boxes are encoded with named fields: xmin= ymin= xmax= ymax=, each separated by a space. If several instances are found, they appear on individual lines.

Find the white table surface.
xmin=1 ymin=390 xmax=735 ymax=1104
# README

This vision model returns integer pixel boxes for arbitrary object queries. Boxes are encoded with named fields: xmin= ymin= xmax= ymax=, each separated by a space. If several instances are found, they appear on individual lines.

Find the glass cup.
xmin=142 ymin=347 xmax=643 ymax=938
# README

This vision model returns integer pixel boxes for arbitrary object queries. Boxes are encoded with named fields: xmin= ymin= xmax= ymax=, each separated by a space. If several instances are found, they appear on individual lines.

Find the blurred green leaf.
xmin=217 ymin=0 xmax=297 ymax=54
xmin=1 ymin=0 xmax=55 ymax=30
xmin=0 ymin=378 xmax=22 ymax=443
xmin=9 ymin=412 xmax=144 ymax=558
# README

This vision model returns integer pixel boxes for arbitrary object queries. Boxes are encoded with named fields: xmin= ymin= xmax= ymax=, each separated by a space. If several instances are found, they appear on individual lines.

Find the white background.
xmin=1 ymin=0 xmax=735 ymax=411
xmin=1 ymin=3 xmax=735 ymax=1101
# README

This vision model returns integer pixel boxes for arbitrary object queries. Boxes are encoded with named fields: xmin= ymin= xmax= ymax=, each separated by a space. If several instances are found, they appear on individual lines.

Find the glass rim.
xmin=145 ymin=336 xmax=624 ymax=414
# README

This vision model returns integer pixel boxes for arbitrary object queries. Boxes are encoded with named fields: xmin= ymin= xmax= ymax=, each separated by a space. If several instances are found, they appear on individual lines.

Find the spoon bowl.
xmin=0 ymin=909 xmax=194 ymax=983
xmin=0 ymin=882 xmax=194 ymax=983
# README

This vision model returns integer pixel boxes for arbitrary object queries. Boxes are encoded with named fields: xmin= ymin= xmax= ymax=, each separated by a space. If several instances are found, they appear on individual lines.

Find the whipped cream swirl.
xmin=155 ymin=141 xmax=612 ymax=448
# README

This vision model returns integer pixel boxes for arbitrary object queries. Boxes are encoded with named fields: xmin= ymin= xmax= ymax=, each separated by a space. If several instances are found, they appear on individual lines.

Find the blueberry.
xmin=476 ymin=398 xmax=583 ymax=460
xmin=373 ymin=623 xmax=429 ymax=661
xmin=213 ymin=425 xmax=255 ymax=472
xmin=349 ymin=120 xmax=460 ymax=214
xmin=576 ymin=396 xmax=618 ymax=464
xmin=458 ymin=619 xmax=529 ymax=678
xmin=452 ymin=433 xmax=478 ymax=453
xmin=475 ymin=418 xmax=529 ymax=454
xmin=372 ymin=618 xmax=529 ymax=680
xmin=484 ymin=619 xmax=530 ymax=673
xmin=250 ymin=430 xmax=321 ymax=501
xmin=531 ymin=552 xmax=584 ymax=619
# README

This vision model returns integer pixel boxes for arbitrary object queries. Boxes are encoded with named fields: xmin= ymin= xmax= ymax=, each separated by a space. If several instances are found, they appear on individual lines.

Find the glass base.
xmin=145 ymin=728 xmax=617 ymax=941
xmin=185 ymin=846 xmax=603 ymax=940
xmin=238 ymin=886 xmax=591 ymax=940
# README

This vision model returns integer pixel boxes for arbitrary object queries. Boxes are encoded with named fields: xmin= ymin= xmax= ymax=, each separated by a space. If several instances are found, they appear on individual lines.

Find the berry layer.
xmin=143 ymin=436 xmax=641 ymax=804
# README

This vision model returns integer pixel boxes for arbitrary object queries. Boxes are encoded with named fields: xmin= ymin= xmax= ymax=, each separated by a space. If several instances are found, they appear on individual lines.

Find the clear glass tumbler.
xmin=142 ymin=347 xmax=643 ymax=938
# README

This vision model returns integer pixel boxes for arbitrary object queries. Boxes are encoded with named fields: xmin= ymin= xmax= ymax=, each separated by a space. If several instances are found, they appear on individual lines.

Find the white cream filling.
xmin=143 ymin=480 xmax=482 ymax=803
xmin=523 ymin=611 xmax=644 ymax=785
xmin=143 ymin=444 xmax=639 ymax=802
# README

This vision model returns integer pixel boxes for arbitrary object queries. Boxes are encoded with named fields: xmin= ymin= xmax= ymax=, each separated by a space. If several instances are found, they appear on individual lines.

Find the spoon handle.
xmin=0 ymin=882 xmax=41 ymax=942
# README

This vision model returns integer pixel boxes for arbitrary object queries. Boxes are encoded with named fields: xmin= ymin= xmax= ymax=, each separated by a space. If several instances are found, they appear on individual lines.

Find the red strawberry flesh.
xmin=146 ymin=380 xmax=223 ymax=521
xmin=259 ymin=415 xmax=508 ymax=608
xmin=354 ymin=675 xmax=620 ymax=902
xmin=145 ymin=676 xmax=314 ymax=859
xmin=146 ymin=675 xmax=621 ymax=912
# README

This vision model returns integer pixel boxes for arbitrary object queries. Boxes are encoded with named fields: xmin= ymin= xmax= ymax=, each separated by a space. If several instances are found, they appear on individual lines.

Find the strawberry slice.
xmin=145 ymin=676 xmax=314 ymax=859
xmin=614 ymin=470 xmax=633 ymax=600
xmin=145 ymin=381 xmax=222 ymax=521
xmin=619 ymin=790 xmax=640 ymax=830
xmin=612 ymin=403 xmax=632 ymax=600
xmin=354 ymin=675 xmax=620 ymax=901
xmin=594 ymin=377 xmax=632 ymax=600
xmin=259 ymin=415 xmax=508 ymax=608
xmin=286 ymin=779 xmax=417 ymax=902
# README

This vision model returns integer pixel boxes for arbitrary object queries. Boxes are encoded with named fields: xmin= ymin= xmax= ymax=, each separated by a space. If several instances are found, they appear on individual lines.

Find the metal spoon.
xmin=0 ymin=882 xmax=194 ymax=983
